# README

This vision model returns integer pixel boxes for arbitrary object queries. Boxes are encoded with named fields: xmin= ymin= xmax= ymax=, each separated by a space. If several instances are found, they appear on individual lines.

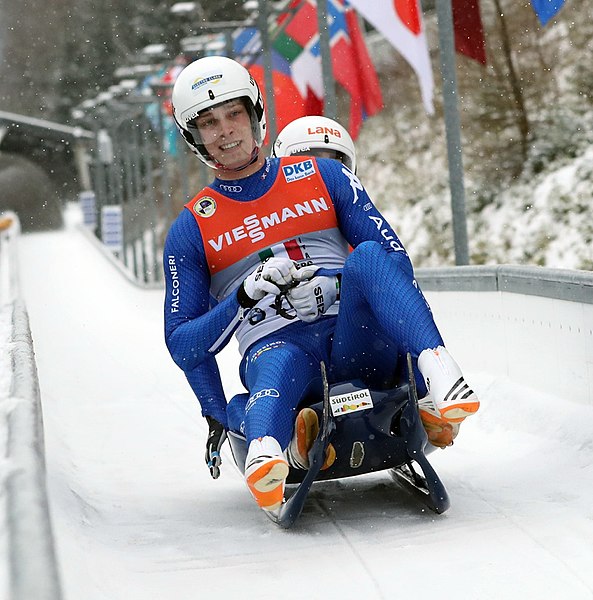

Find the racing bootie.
xmin=417 ymin=402 xmax=460 ymax=448
xmin=245 ymin=436 xmax=289 ymax=512
xmin=418 ymin=346 xmax=479 ymax=429
xmin=286 ymin=408 xmax=336 ymax=470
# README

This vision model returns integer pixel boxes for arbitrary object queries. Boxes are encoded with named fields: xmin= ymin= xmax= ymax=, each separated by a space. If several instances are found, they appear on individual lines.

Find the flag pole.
xmin=317 ymin=0 xmax=337 ymax=119
xmin=258 ymin=0 xmax=277 ymax=143
xmin=436 ymin=0 xmax=470 ymax=265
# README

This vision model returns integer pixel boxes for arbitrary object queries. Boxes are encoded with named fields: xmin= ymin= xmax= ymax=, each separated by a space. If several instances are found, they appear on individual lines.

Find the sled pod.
xmin=227 ymin=355 xmax=450 ymax=527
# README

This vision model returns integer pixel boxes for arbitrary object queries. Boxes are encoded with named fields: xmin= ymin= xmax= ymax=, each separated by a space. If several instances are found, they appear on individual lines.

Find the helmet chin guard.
xmin=171 ymin=56 xmax=266 ymax=169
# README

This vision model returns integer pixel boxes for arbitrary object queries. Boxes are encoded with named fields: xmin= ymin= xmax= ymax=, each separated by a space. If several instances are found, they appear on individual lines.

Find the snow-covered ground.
xmin=8 ymin=207 xmax=593 ymax=599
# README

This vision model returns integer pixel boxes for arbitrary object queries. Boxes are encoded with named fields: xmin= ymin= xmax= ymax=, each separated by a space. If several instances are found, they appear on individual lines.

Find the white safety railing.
xmin=0 ymin=212 xmax=63 ymax=600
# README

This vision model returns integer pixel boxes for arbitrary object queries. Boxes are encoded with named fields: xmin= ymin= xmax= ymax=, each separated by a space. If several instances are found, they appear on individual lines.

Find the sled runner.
xmin=227 ymin=354 xmax=450 ymax=528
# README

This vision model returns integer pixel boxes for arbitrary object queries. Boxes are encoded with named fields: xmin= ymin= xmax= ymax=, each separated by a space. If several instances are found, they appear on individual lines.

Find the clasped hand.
xmin=242 ymin=258 xmax=339 ymax=322
xmin=286 ymin=263 xmax=339 ymax=322
xmin=241 ymin=257 xmax=294 ymax=304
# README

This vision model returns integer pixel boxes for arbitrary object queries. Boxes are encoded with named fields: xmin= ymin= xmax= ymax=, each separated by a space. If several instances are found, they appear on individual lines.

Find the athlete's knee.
xmin=344 ymin=241 xmax=382 ymax=279
xmin=346 ymin=241 xmax=412 ymax=280
xmin=351 ymin=240 xmax=382 ymax=261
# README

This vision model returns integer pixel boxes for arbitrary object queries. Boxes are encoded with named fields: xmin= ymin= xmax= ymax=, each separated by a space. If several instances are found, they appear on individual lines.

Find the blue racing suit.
xmin=163 ymin=157 xmax=443 ymax=448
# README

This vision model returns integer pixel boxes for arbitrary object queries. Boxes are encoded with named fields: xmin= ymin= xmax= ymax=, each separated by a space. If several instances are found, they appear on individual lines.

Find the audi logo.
xmin=219 ymin=184 xmax=242 ymax=193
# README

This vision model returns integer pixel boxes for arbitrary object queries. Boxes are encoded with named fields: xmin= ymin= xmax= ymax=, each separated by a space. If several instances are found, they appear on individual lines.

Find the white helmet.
xmin=272 ymin=115 xmax=356 ymax=173
xmin=171 ymin=56 xmax=266 ymax=169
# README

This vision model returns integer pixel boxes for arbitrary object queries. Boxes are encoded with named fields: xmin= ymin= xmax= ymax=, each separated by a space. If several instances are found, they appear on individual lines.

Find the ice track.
xmin=18 ymin=217 xmax=593 ymax=600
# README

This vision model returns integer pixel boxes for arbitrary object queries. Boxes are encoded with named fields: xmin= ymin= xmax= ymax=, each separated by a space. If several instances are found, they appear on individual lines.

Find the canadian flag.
xmin=346 ymin=0 xmax=434 ymax=114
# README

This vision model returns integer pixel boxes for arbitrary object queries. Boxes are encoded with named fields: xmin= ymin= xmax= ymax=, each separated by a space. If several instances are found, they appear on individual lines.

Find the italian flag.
xmin=258 ymin=239 xmax=306 ymax=263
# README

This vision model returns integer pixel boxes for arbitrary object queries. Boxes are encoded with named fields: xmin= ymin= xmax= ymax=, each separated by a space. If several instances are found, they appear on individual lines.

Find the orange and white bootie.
xmin=417 ymin=402 xmax=461 ymax=448
xmin=244 ymin=436 xmax=289 ymax=513
xmin=417 ymin=346 xmax=479 ymax=447
xmin=286 ymin=408 xmax=336 ymax=470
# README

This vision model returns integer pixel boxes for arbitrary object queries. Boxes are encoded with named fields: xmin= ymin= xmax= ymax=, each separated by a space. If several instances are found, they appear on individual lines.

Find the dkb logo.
xmin=282 ymin=160 xmax=315 ymax=183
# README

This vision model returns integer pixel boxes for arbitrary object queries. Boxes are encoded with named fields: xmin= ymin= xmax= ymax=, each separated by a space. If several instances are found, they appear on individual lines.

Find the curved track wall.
xmin=418 ymin=266 xmax=593 ymax=406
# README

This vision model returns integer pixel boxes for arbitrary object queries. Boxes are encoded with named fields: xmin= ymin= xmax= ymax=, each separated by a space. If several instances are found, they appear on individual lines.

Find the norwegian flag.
xmin=234 ymin=0 xmax=383 ymax=137
xmin=273 ymin=0 xmax=383 ymax=138
xmin=330 ymin=0 xmax=384 ymax=138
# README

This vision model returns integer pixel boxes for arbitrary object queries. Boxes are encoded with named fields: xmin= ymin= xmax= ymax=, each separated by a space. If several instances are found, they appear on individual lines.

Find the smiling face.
xmin=192 ymin=99 xmax=259 ymax=174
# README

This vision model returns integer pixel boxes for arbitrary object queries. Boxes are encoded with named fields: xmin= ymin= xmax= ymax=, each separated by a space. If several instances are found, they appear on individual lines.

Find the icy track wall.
xmin=0 ymin=213 xmax=63 ymax=600
xmin=417 ymin=266 xmax=593 ymax=407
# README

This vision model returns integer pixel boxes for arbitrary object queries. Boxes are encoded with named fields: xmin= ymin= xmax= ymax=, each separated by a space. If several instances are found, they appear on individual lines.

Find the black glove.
xmin=205 ymin=415 xmax=227 ymax=479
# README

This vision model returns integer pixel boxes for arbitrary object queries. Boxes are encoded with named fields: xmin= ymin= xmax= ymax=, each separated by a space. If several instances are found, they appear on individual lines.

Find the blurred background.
xmin=0 ymin=0 xmax=591 ymax=274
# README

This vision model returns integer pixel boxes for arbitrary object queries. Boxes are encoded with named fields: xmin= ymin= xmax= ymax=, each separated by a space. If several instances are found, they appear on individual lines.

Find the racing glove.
xmin=205 ymin=415 xmax=227 ymax=479
xmin=287 ymin=264 xmax=340 ymax=323
xmin=237 ymin=257 xmax=294 ymax=308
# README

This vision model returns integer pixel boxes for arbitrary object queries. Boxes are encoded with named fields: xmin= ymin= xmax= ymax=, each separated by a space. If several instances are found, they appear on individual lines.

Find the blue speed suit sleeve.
xmin=317 ymin=159 xmax=414 ymax=276
xmin=164 ymin=209 xmax=244 ymax=371
xmin=184 ymin=358 xmax=229 ymax=428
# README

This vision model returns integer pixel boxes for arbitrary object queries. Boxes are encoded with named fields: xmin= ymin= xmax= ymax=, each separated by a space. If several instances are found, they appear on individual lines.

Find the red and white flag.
xmin=274 ymin=0 xmax=383 ymax=138
xmin=330 ymin=0 xmax=384 ymax=138
xmin=346 ymin=0 xmax=434 ymax=114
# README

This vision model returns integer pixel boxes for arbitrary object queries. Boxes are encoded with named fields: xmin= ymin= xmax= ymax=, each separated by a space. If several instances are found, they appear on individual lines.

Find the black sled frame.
xmin=227 ymin=354 xmax=450 ymax=528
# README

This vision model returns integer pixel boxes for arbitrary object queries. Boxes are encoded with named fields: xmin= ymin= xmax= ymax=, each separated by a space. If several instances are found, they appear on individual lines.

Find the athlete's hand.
xmin=205 ymin=415 xmax=227 ymax=479
xmin=238 ymin=257 xmax=295 ymax=307
xmin=287 ymin=267 xmax=340 ymax=323
xmin=289 ymin=261 xmax=319 ymax=282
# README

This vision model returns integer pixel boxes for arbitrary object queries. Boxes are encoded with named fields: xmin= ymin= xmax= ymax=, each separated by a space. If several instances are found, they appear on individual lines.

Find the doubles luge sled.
xmin=227 ymin=354 xmax=449 ymax=527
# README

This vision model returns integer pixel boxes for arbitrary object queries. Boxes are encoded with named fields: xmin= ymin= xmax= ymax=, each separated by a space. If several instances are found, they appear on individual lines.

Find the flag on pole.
xmin=234 ymin=0 xmax=383 ymax=138
xmin=329 ymin=0 xmax=384 ymax=138
xmin=248 ymin=66 xmax=308 ymax=142
xmin=452 ymin=0 xmax=487 ymax=65
xmin=275 ymin=0 xmax=325 ymax=114
xmin=233 ymin=26 xmax=309 ymax=135
xmin=234 ymin=2 xmax=325 ymax=115
xmin=233 ymin=27 xmax=262 ymax=66
xmin=346 ymin=0 xmax=434 ymax=114
xmin=272 ymin=0 xmax=383 ymax=138
xmin=531 ymin=0 xmax=566 ymax=26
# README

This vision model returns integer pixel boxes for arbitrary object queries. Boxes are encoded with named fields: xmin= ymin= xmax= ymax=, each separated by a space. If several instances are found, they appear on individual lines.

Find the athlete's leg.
xmin=239 ymin=334 xmax=327 ymax=510
xmin=241 ymin=338 xmax=322 ymax=448
xmin=226 ymin=392 xmax=249 ymax=435
xmin=331 ymin=240 xmax=443 ymax=393
xmin=331 ymin=241 xmax=478 ymax=445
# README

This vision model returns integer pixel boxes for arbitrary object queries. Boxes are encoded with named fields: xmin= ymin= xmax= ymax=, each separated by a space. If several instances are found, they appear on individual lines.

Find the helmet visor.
xmin=185 ymin=98 xmax=260 ymax=171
